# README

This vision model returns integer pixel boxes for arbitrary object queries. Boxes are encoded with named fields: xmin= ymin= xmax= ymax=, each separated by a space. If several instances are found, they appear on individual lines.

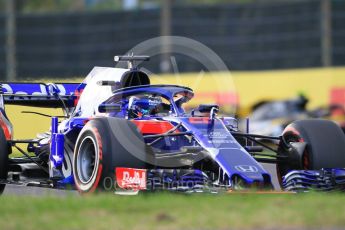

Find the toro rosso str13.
xmin=1 ymin=55 xmax=345 ymax=194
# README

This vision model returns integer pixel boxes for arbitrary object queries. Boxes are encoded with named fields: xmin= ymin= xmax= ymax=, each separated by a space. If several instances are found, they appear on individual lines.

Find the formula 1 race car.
xmin=1 ymin=55 xmax=345 ymax=194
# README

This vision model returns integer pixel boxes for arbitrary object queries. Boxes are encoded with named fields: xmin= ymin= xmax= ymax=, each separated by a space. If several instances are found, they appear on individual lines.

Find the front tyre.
xmin=73 ymin=118 xmax=148 ymax=193
xmin=0 ymin=128 xmax=9 ymax=194
xmin=277 ymin=119 xmax=345 ymax=182
xmin=74 ymin=129 xmax=102 ymax=193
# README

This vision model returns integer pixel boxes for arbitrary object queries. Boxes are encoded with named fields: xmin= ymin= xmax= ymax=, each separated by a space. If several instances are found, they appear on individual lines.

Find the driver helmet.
xmin=128 ymin=95 xmax=162 ymax=118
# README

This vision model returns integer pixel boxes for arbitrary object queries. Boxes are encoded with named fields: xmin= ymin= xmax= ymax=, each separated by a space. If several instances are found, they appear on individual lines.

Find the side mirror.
xmin=98 ymin=103 xmax=122 ymax=113
xmin=191 ymin=104 xmax=219 ymax=118
xmin=198 ymin=104 xmax=219 ymax=113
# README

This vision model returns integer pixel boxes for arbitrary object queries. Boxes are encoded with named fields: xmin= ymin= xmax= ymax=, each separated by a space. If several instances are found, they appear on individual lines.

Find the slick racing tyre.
xmin=277 ymin=119 xmax=345 ymax=181
xmin=73 ymin=117 xmax=148 ymax=193
xmin=0 ymin=127 xmax=9 ymax=194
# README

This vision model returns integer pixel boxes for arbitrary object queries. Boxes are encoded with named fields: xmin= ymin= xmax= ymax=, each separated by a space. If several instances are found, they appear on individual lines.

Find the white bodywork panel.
xmin=74 ymin=67 xmax=129 ymax=117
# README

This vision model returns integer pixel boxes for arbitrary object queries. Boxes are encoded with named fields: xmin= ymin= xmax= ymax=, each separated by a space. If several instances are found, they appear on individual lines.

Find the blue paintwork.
xmin=147 ymin=169 xmax=207 ymax=191
xmin=50 ymin=117 xmax=64 ymax=168
xmin=2 ymin=82 xmax=79 ymax=96
xmin=165 ymin=117 xmax=270 ymax=184
xmin=282 ymin=168 xmax=345 ymax=191
xmin=53 ymin=84 xmax=271 ymax=186
xmin=1 ymin=82 xmax=82 ymax=108
xmin=2 ymin=77 xmax=273 ymax=188
xmin=104 ymin=85 xmax=194 ymax=116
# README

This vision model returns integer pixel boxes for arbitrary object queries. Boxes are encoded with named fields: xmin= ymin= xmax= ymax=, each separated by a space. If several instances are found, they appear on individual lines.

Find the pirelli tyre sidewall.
xmin=0 ymin=127 xmax=8 ymax=194
xmin=73 ymin=117 xmax=147 ymax=193
xmin=277 ymin=119 xmax=345 ymax=183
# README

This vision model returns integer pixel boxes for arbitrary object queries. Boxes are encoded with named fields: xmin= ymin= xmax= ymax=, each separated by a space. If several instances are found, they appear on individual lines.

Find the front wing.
xmin=282 ymin=169 xmax=345 ymax=192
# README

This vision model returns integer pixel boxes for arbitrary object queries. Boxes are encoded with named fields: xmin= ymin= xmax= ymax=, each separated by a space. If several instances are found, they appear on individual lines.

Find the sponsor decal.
xmin=203 ymin=130 xmax=235 ymax=144
xmin=1 ymin=83 xmax=76 ymax=101
xmin=115 ymin=167 xmax=147 ymax=190
xmin=188 ymin=117 xmax=210 ymax=124
xmin=234 ymin=165 xmax=259 ymax=173
xmin=2 ymin=83 xmax=67 ymax=96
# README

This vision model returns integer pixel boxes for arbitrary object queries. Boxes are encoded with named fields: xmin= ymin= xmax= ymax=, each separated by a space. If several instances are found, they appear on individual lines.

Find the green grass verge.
xmin=1 ymin=193 xmax=345 ymax=230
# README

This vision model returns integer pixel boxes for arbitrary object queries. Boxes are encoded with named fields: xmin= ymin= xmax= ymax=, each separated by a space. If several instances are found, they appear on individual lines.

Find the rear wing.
xmin=0 ymin=82 xmax=83 ymax=108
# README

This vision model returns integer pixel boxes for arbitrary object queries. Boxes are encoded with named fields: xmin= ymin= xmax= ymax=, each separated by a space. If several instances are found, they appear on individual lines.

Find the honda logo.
xmin=234 ymin=165 xmax=258 ymax=173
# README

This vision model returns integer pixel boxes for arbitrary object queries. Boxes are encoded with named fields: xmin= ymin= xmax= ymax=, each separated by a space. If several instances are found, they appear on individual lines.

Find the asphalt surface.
xmin=3 ymin=163 xmax=280 ymax=196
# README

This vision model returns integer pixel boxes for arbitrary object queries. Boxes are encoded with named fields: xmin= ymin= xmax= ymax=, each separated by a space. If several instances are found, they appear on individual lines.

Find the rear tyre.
xmin=0 ymin=128 xmax=9 ymax=194
xmin=73 ymin=117 xmax=148 ymax=193
xmin=277 ymin=119 xmax=345 ymax=181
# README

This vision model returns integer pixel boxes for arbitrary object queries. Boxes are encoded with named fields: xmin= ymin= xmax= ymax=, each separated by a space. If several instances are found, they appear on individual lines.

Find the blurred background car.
xmin=241 ymin=94 xmax=345 ymax=137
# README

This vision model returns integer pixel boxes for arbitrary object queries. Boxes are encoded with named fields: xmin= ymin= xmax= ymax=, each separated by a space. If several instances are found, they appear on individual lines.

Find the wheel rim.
xmin=77 ymin=136 xmax=97 ymax=184
xmin=285 ymin=132 xmax=310 ymax=170
xmin=277 ymin=131 xmax=304 ymax=185
xmin=302 ymin=151 xmax=310 ymax=170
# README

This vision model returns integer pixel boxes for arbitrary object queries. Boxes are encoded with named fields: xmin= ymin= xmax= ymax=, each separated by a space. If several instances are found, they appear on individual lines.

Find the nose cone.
xmin=215 ymin=148 xmax=272 ymax=185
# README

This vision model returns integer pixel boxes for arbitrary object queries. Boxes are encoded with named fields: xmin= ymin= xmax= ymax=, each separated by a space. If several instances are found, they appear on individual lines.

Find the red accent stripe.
xmin=73 ymin=89 xmax=84 ymax=107
xmin=188 ymin=117 xmax=210 ymax=124
xmin=283 ymin=126 xmax=309 ymax=169
xmin=0 ymin=117 xmax=11 ymax=140
xmin=89 ymin=126 xmax=103 ymax=193
xmin=284 ymin=126 xmax=304 ymax=142
xmin=75 ymin=125 xmax=103 ymax=194
xmin=131 ymin=120 xmax=175 ymax=134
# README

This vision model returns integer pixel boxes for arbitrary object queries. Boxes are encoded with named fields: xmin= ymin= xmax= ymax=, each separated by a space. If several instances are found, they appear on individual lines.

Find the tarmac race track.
xmin=3 ymin=163 xmax=281 ymax=196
